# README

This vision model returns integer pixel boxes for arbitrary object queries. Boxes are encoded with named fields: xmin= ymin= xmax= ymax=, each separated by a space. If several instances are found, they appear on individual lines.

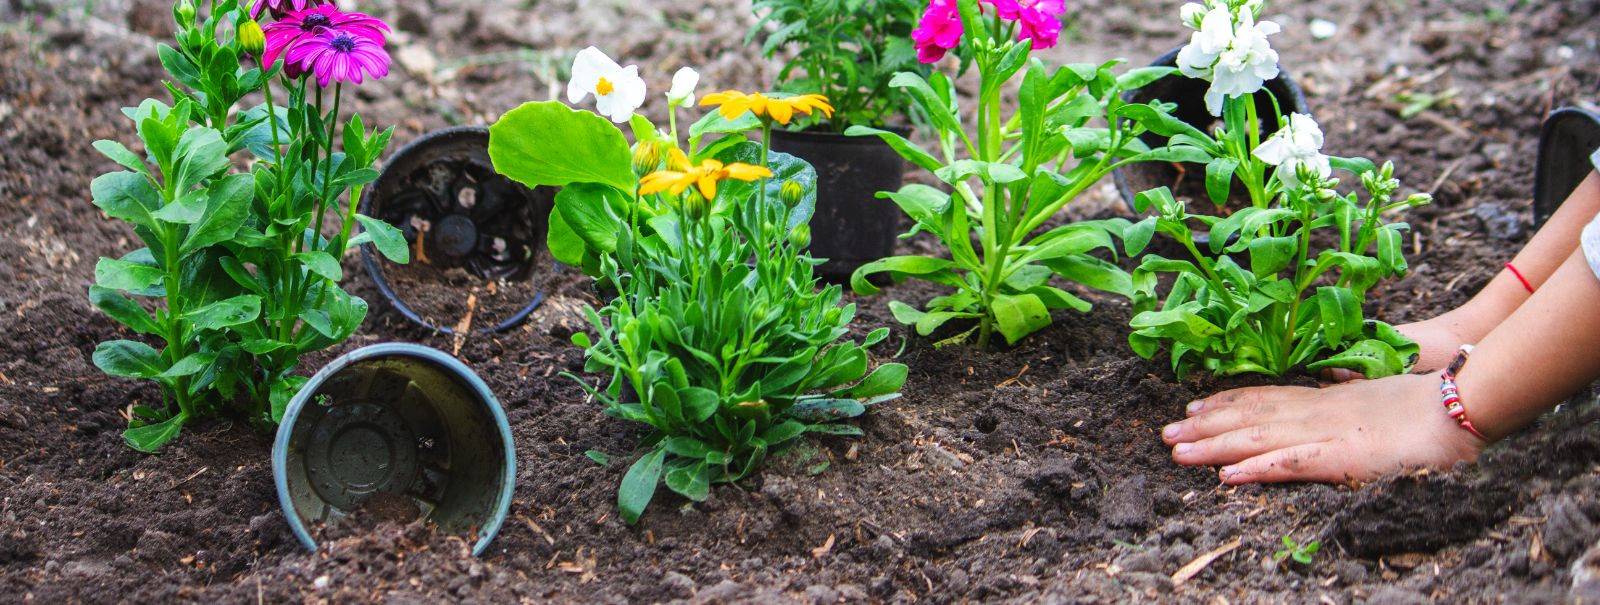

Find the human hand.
xmin=1161 ymin=374 xmax=1486 ymax=484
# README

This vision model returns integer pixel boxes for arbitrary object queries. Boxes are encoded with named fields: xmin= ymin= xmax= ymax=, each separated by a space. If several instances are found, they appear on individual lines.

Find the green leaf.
xmin=991 ymin=293 xmax=1051 ymax=344
xmin=353 ymin=214 xmax=410 ymax=264
xmin=94 ymin=256 xmax=164 ymax=292
xmin=760 ymin=420 xmax=807 ymax=446
xmin=270 ymin=375 xmax=309 ymax=423
xmin=293 ymin=251 xmax=342 ymax=281
xmin=182 ymin=173 xmax=254 ymax=253
xmin=1205 ymin=158 xmax=1239 ymax=206
xmin=850 ymin=256 xmax=960 ymax=295
xmin=172 ymin=127 xmax=231 ymax=194
xmin=1315 ymin=286 xmax=1363 ymax=344
xmin=805 ymin=424 xmax=865 ymax=436
xmin=151 ymin=190 xmax=207 ymax=224
xmin=554 ymin=183 xmax=630 ymax=256
xmin=585 ymin=450 xmax=610 ymax=465
xmin=158 ymin=352 xmax=216 ymax=378
xmin=91 ymin=171 xmax=162 ymax=229
xmin=1307 ymin=339 xmax=1405 ymax=379
xmin=619 ymin=448 xmax=666 ymax=524
xmin=545 ymin=207 xmax=587 ymax=267
xmin=1247 ymin=236 xmax=1297 ymax=278
xmin=94 ymin=140 xmax=150 ymax=175
xmin=789 ymin=398 xmax=867 ymax=422
xmin=124 ymin=413 xmax=187 ymax=453
xmin=711 ymin=143 xmax=818 ymax=230
xmin=678 ymin=387 xmax=720 ymax=424
xmin=663 ymin=461 xmax=711 ymax=502
xmin=1123 ymin=216 xmax=1157 ymax=256
xmin=89 ymin=285 xmax=160 ymax=334
xmin=185 ymin=295 xmax=262 ymax=331
xmin=1116 ymin=66 xmax=1176 ymax=91
xmin=93 ymin=340 xmax=167 ymax=378
xmin=849 ymin=363 xmax=907 ymax=398
xmin=845 ymin=125 xmax=941 ymax=172
xmin=489 ymin=101 xmax=635 ymax=193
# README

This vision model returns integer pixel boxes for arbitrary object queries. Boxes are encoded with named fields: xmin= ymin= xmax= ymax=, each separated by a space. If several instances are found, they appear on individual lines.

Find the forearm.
xmin=1455 ymin=249 xmax=1600 ymax=441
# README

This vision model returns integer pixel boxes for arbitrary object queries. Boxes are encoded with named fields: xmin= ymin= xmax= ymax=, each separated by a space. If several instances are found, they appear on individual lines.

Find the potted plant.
xmin=846 ymin=0 xmax=1195 ymax=348
xmin=746 ymin=0 xmax=930 ymax=280
xmin=488 ymin=48 xmax=906 ymax=523
xmin=86 ymin=0 xmax=407 ymax=451
xmin=1122 ymin=0 xmax=1432 ymax=378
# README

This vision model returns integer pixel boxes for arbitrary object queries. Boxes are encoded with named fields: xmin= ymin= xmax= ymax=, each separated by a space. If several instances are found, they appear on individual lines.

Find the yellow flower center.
xmin=596 ymin=77 xmax=615 ymax=96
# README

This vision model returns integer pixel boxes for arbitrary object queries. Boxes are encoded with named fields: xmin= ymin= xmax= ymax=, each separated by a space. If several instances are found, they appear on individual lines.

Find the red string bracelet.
xmin=1440 ymin=345 xmax=1488 ymax=441
xmin=1506 ymin=262 xmax=1535 ymax=294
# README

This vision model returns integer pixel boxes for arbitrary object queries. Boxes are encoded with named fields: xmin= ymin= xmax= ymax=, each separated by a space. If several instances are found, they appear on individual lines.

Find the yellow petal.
xmin=639 ymin=171 xmax=679 ymax=196
xmin=696 ymin=175 xmax=718 ymax=200
xmin=768 ymin=100 xmax=794 ymax=125
xmin=666 ymin=147 xmax=691 ymax=171
xmin=723 ymin=163 xmax=773 ymax=181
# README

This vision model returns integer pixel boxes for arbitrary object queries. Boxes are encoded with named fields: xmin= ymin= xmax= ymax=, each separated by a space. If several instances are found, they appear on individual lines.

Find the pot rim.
xmin=271 ymin=342 xmax=516 ymax=557
xmin=770 ymin=124 xmax=914 ymax=144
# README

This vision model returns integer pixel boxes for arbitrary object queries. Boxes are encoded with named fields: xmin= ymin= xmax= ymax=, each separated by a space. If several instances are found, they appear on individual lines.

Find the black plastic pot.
xmin=359 ymin=126 xmax=557 ymax=334
xmin=769 ymin=127 xmax=907 ymax=281
xmin=1112 ymin=46 xmax=1311 ymax=212
xmin=1534 ymin=107 xmax=1600 ymax=228
xmin=272 ymin=343 xmax=515 ymax=556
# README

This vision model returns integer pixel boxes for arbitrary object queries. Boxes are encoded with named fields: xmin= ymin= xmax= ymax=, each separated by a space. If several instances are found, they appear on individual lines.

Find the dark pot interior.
xmin=359 ymin=126 xmax=557 ymax=334
xmin=770 ymin=127 xmax=908 ymax=281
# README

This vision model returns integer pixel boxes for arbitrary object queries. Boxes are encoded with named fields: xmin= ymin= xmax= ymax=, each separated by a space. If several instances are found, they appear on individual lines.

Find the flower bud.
xmin=779 ymin=180 xmax=805 ymax=209
xmin=237 ymin=19 xmax=265 ymax=57
xmin=632 ymin=140 xmax=663 ymax=175
xmin=175 ymin=0 xmax=196 ymax=27
xmin=788 ymin=224 xmax=811 ymax=249
xmin=1404 ymin=193 xmax=1433 ymax=208
xmin=682 ymin=189 xmax=710 ymax=222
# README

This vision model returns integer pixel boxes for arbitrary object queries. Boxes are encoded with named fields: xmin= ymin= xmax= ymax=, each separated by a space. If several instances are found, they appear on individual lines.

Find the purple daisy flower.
xmin=261 ymin=5 xmax=390 ymax=77
xmin=287 ymin=30 xmax=392 ymax=87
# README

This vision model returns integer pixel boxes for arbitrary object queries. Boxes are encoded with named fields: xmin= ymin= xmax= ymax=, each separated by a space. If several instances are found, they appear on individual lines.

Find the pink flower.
xmin=249 ymin=0 xmax=325 ymax=20
xmin=286 ymin=30 xmax=392 ymax=87
xmin=262 ymin=6 xmax=390 ymax=77
xmin=912 ymin=0 xmax=963 ymax=63
xmin=1014 ymin=0 xmax=1064 ymax=49
xmin=980 ymin=0 xmax=1064 ymax=49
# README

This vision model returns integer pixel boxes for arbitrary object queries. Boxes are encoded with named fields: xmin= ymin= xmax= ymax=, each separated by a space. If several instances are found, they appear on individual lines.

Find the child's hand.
xmin=1161 ymin=374 xmax=1485 ymax=484
xmin=1321 ymin=317 xmax=1471 ymax=382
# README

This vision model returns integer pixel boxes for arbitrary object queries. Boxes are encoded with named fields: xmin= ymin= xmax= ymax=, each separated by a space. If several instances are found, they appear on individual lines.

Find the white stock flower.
xmin=1253 ymin=113 xmax=1330 ymax=190
xmin=1175 ymin=4 xmax=1281 ymax=116
xmin=667 ymin=66 xmax=699 ymax=106
xmin=566 ymin=46 xmax=647 ymax=123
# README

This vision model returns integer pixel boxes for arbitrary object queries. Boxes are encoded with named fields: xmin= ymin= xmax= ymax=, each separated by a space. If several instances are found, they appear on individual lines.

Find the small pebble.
xmin=1309 ymin=18 xmax=1338 ymax=40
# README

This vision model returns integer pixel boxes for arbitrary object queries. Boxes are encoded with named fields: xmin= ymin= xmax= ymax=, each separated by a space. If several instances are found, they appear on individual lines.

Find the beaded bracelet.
xmin=1439 ymin=344 xmax=1488 ymax=441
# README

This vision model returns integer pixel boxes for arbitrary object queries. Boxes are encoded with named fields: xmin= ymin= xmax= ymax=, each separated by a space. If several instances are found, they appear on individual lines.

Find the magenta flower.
xmin=249 ymin=0 xmax=325 ymax=20
xmin=287 ymin=30 xmax=392 ymax=87
xmin=1014 ymin=0 xmax=1065 ymax=49
xmin=261 ymin=5 xmax=390 ymax=76
xmin=912 ymin=0 xmax=963 ymax=64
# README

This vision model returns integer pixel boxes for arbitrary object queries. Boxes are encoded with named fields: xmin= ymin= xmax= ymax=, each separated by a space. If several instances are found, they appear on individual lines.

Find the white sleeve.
xmin=1584 ymin=147 xmax=1600 ymax=281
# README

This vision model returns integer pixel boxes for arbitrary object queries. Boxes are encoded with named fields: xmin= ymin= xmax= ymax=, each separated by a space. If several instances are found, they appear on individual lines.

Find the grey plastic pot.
xmin=272 ymin=343 xmax=515 ymax=556
xmin=1112 ymin=46 xmax=1311 ymax=212
xmin=769 ymin=127 xmax=907 ymax=282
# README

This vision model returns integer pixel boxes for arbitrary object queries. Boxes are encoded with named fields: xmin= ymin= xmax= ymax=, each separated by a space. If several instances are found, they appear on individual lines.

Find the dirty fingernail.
xmin=1162 ymin=424 xmax=1180 ymax=439
xmin=1187 ymin=400 xmax=1204 ymax=414
xmin=1174 ymin=443 xmax=1193 ymax=455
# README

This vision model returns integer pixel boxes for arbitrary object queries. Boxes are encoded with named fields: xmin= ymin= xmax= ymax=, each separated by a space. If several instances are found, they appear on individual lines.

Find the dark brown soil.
xmin=4 ymin=0 xmax=1600 ymax=603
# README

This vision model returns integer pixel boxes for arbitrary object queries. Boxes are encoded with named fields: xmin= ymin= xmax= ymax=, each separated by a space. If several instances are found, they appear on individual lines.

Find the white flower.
xmin=667 ymin=66 xmax=699 ymax=106
xmin=1253 ymin=113 xmax=1331 ymax=190
xmin=1179 ymin=2 xmax=1208 ymax=29
xmin=1175 ymin=5 xmax=1281 ymax=116
xmin=566 ymin=46 xmax=647 ymax=123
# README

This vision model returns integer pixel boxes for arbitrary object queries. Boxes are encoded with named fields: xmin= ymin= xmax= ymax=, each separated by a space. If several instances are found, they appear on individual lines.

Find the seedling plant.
xmin=88 ymin=0 xmax=406 ymax=452
xmin=1122 ymin=0 xmax=1427 ymax=378
xmin=488 ymin=49 xmax=905 ymax=523
xmin=848 ymin=0 xmax=1201 ymax=347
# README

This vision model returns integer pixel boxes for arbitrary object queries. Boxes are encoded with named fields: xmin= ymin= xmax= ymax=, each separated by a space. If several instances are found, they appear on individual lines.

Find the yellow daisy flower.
xmin=699 ymin=91 xmax=835 ymax=126
xmin=639 ymin=152 xmax=773 ymax=200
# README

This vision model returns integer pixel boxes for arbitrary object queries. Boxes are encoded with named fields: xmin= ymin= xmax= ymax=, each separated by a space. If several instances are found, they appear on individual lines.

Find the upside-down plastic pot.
xmin=359 ymin=126 xmax=557 ymax=334
xmin=769 ymin=127 xmax=907 ymax=281
xmin=1533 ymin=107 xmax=1600 ymax=228
xmin=272 ymin=343 xmax=515 ymax=556
xmin=1112 ymin=46 xmax=1311 ymax=212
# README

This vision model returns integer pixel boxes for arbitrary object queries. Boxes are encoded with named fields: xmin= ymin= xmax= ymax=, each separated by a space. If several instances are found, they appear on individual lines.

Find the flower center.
xmin=300 ymin=13 xmax=330 ymax=30
xmin=329 ymin=33 xmax=355 ymax=52
xmin=596 ymin=77 xmax=615 ymax=96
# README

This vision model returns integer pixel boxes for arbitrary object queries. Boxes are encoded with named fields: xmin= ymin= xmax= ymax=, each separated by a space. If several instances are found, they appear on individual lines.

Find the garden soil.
xmin=4 ymin=0 xmax=1600 ymax=602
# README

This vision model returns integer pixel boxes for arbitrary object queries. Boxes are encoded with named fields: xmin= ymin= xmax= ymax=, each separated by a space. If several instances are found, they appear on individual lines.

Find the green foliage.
xmin=1274 ymin=535 xmax=1321 ymax=565
xmin=89 ymin=1 xmax=400 ymax=452
xmin=849 ymin=34 xmax=1188 ymax=347
xmin=747 ymin=0 xmax=929 ymax=130
xmin=1126 ymin=161 xmax=1426 ymax=378
xmin=490 ymin=95 xmax=902 ymax=524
